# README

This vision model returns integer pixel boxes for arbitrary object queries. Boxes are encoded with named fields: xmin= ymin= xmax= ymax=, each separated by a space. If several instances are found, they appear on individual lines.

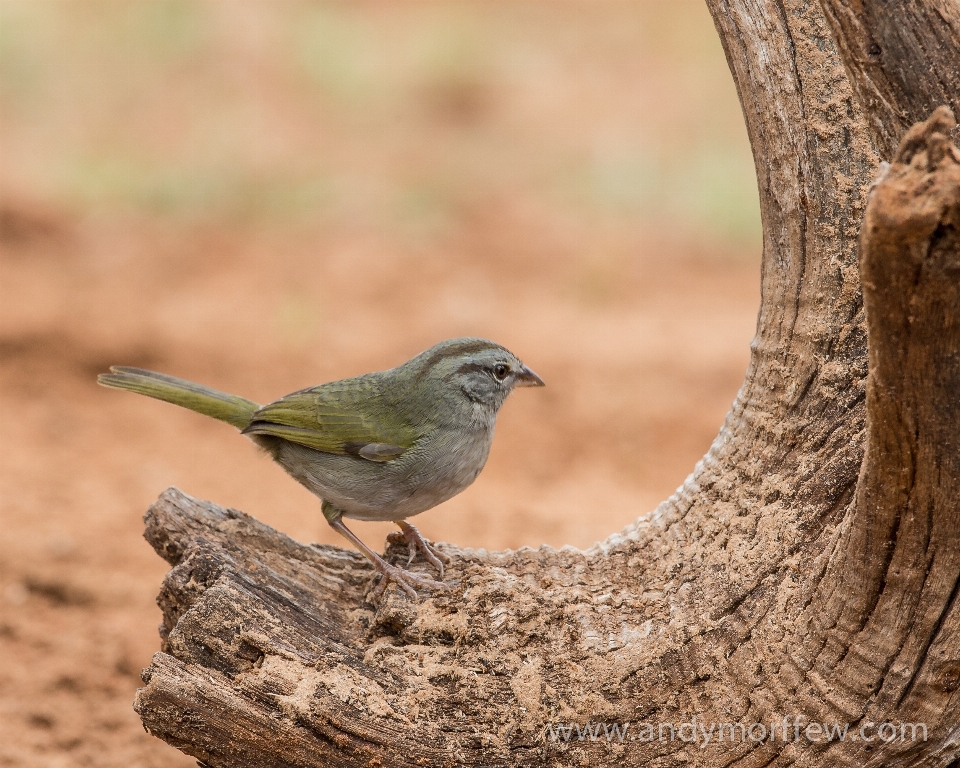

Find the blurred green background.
xmin=1 ymin=0 xmax=759 ymax=239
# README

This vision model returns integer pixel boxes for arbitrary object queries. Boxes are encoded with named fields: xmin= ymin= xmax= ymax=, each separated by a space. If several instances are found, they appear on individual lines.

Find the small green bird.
xmin=98 ymin=338 xmax=544 ymax=598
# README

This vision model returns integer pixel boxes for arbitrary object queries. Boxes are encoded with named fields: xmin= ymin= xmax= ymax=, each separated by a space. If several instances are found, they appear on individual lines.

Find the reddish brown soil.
xmin=0 ymin=2 xmax=759 ymax=765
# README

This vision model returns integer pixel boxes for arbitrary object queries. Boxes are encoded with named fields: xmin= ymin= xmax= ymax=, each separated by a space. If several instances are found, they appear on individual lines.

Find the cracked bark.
xmin=132 ymin=1 xmax=960 ymax=766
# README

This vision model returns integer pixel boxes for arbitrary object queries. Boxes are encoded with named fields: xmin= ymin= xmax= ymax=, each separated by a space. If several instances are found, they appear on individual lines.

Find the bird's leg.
xmin=323 ymin=506 xmax=448 ymax=600
xmin=387 ymin=520 xmax=451 ymax=578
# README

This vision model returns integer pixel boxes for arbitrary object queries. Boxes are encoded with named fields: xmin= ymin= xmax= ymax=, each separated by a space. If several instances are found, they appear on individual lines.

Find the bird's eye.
xmin=492 ymin=363 xmax=510 ymax=380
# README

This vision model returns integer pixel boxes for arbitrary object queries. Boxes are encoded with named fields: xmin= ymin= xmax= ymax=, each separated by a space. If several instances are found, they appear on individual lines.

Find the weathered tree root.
xmin=131 ymin=0 xmax=960 ymax=764
xmin=134 ymin=110 xmax=960 ymax=767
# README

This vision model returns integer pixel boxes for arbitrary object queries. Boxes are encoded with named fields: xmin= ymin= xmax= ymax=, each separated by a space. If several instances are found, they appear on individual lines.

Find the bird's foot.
xmin=369 ymin=560 xmax=449 ymax=601
xmin=387 ymin=520 xmax=451 ymax=578
xmin=326 ymin=514 xmax=449 ymax=601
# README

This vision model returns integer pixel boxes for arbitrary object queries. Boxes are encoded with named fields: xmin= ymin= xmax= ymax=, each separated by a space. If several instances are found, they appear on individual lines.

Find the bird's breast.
xmin=377 ymin=422 xmax=495 ymax=520
xmin=273 ymin=422 xmax=495 ymax=522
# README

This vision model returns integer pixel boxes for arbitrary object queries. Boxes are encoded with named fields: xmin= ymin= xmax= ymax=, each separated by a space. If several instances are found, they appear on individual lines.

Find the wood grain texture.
xmin=820 ymin=0 xmax=960 ymax=159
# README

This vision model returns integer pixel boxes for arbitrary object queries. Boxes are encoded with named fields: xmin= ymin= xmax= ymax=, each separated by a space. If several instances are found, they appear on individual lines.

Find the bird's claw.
xmin=387 ymin=521 xmax=451 ymax=578
xmin=370 ymin=560 xmax=450 ymax=601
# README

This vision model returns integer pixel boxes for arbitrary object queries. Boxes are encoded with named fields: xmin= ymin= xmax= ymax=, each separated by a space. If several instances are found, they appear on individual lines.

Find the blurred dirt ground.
xmin=0 ymin=1 xmax=760 ymax=765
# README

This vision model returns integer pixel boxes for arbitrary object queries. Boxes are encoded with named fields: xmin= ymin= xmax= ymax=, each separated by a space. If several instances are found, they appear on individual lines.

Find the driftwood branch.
xmin=131 ymin=1 xmax=960 ymax=766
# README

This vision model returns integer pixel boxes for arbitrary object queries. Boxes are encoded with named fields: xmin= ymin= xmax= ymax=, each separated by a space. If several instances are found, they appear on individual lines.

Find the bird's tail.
xmin=97 ymin=367 xmax=260 ymax=430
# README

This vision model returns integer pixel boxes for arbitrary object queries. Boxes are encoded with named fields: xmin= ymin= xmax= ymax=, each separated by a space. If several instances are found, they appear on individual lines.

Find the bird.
xmin=98 ymin=338 xmax=544 ymax=598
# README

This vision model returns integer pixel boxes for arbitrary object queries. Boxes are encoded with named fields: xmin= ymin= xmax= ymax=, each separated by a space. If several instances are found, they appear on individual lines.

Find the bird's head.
xmin=403 ymin=338 xmax=544 ymax=417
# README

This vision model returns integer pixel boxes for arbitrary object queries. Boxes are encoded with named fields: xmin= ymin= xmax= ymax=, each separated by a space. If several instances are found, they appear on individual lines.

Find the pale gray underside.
xmin=262 ymin=412 xmax=496 ymax=522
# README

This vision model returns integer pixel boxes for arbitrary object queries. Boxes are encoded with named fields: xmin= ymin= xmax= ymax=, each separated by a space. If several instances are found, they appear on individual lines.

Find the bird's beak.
xmin=515 ymin=364 xmax=545 ymax=387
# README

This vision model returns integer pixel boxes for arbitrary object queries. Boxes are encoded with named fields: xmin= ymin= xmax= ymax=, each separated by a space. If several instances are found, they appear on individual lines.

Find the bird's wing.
xmin=240 ymin=376 xmax=417 ymax=462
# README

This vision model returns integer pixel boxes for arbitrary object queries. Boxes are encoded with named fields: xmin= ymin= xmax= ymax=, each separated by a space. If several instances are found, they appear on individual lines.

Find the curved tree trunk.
xmin=132 ymin=1 xmax=960 ymax=765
